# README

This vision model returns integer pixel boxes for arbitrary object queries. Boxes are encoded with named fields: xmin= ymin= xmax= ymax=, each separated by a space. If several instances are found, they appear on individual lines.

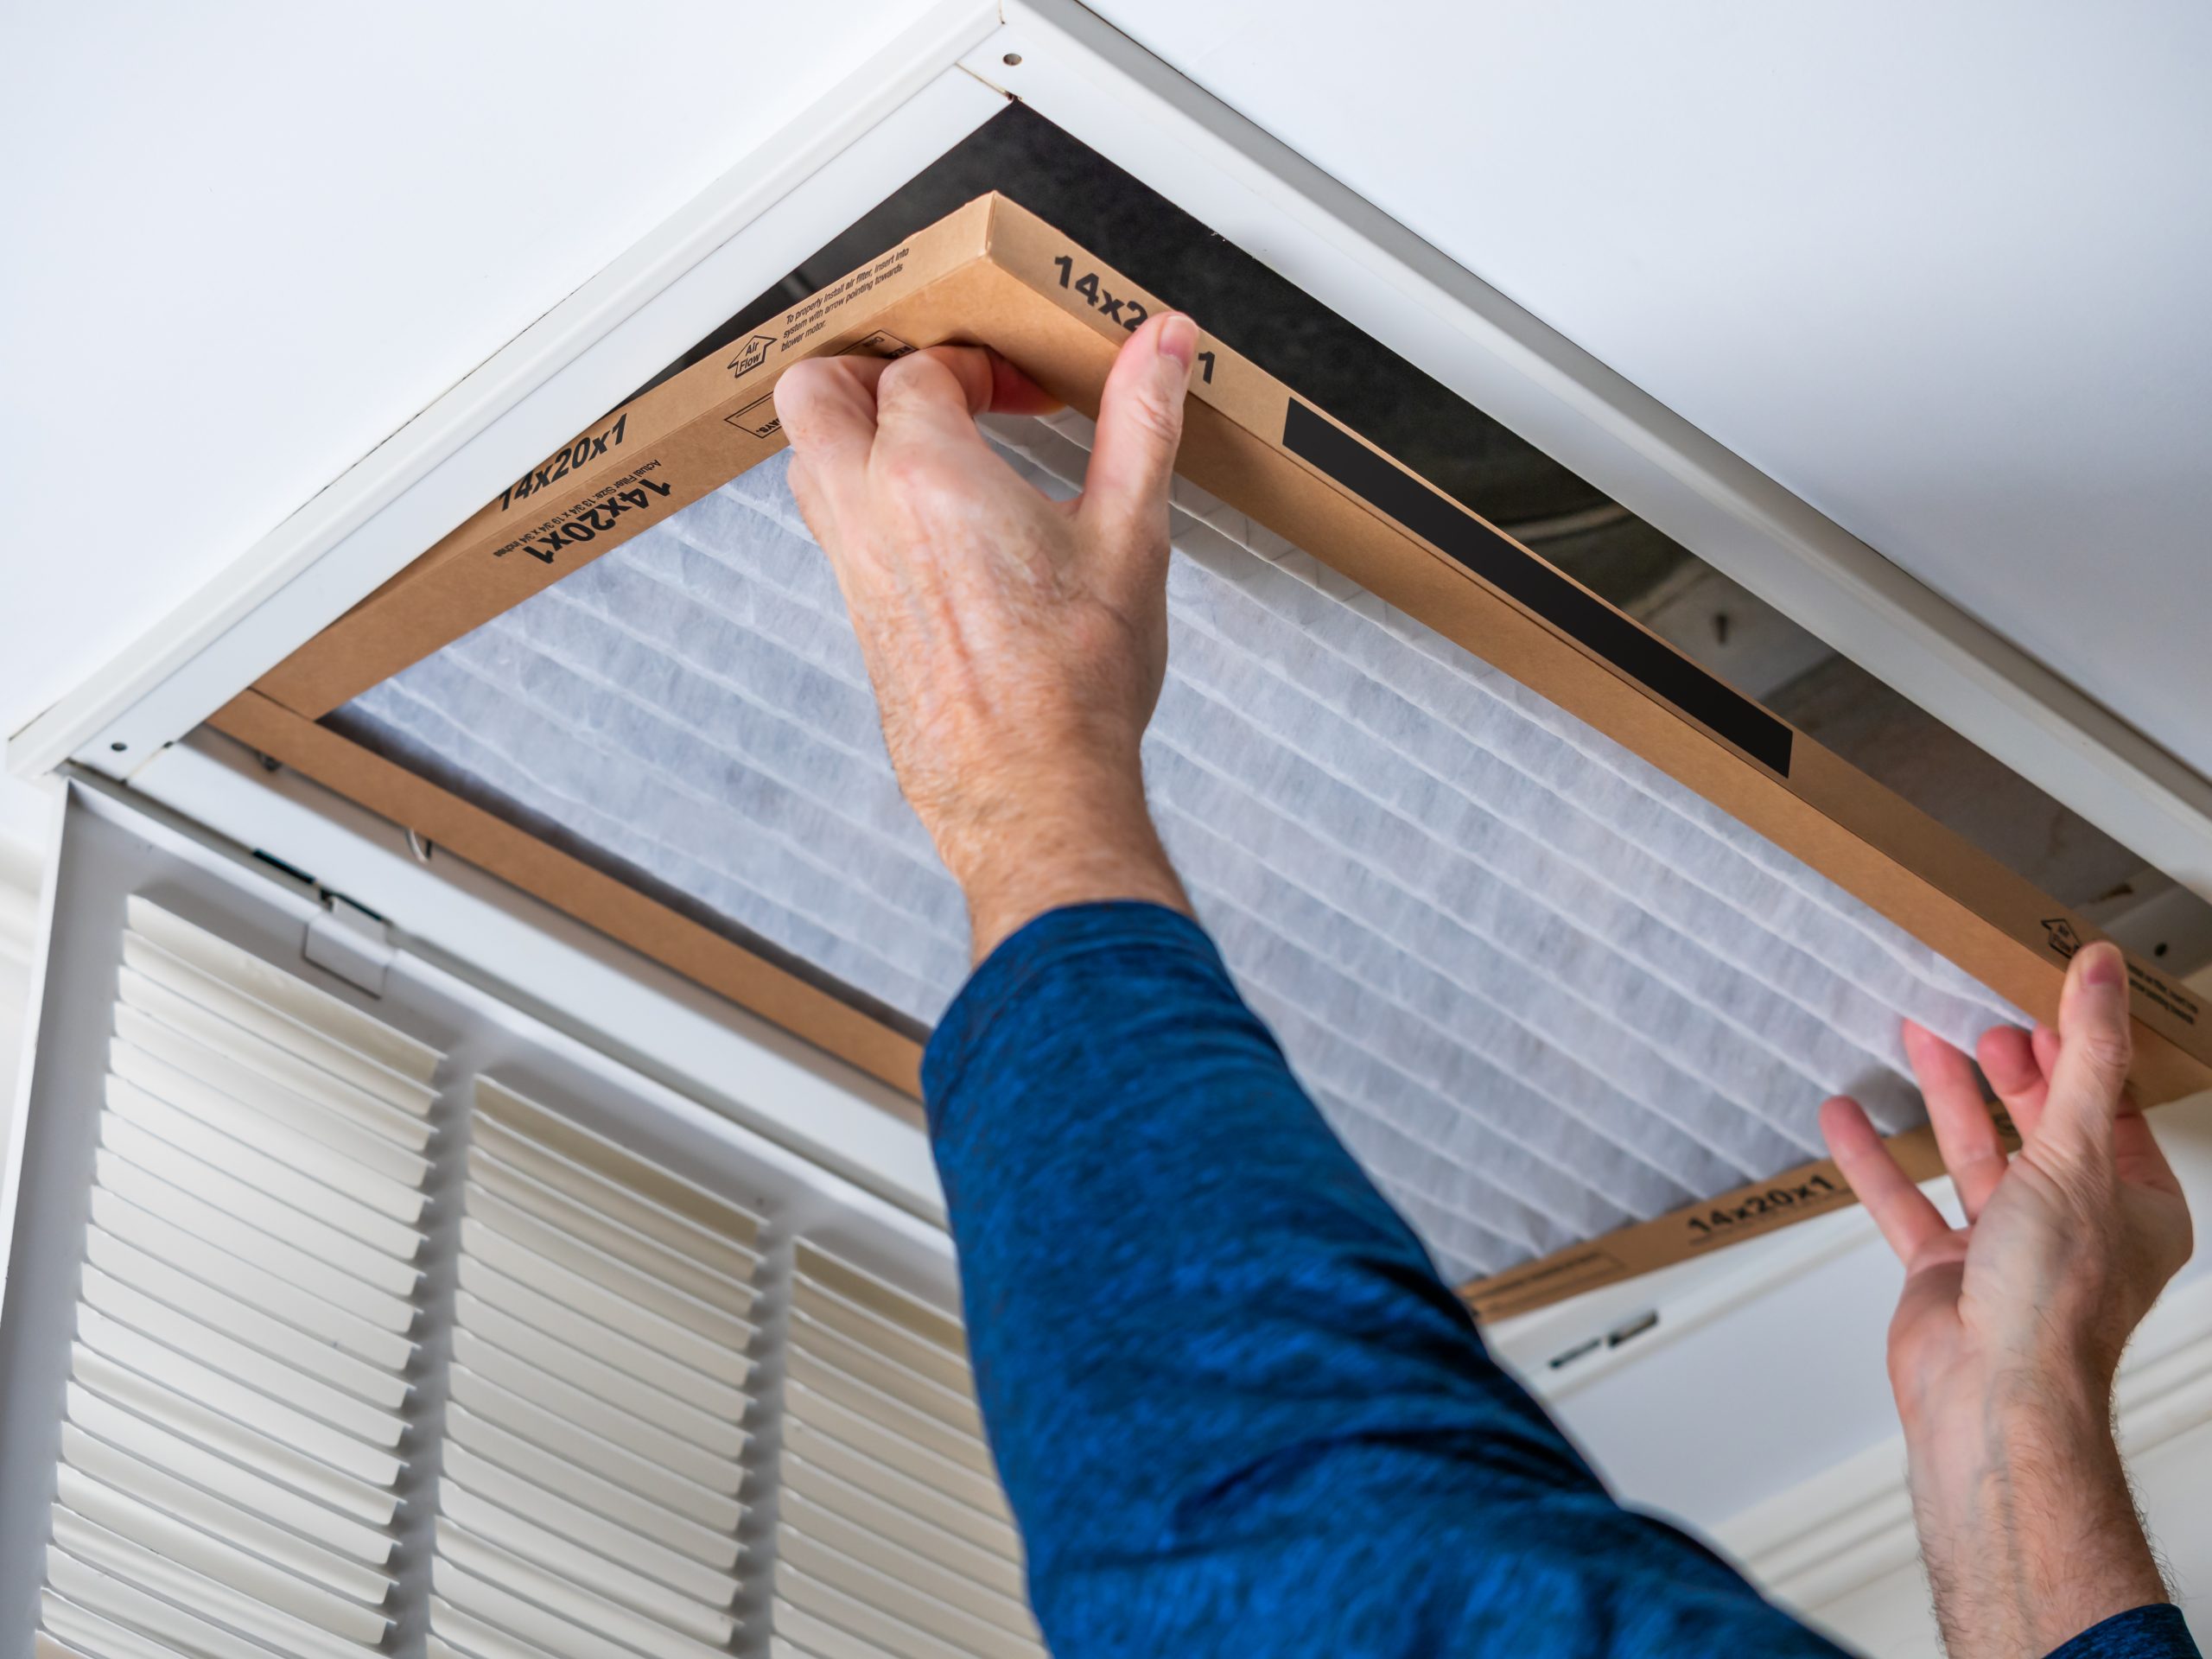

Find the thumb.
xmin=2039 ymin=940 xmax=2134 ymax=1163
xmin=1082 ymin=312 xmax=1198 ymax=549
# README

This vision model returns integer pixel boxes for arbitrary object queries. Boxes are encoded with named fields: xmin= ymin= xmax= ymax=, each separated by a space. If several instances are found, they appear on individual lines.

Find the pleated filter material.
xmin=335 ymin=412 xmax=2026 ymax=1284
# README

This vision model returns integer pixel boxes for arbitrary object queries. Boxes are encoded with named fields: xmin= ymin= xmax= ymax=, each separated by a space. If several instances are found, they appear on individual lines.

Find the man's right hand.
xmin=773 ymin=315 xmax=1201 ymax=962
xmin=1822 ymin=940 xmax=2193 ymax=1658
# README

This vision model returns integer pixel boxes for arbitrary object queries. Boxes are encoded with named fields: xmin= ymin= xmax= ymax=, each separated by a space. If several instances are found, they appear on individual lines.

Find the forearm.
xmin=924 ymin=902 xmax=1845 ymax=1657
xmin=1909 ymin=1389 xmax=2173 ymax=1658
xmin=943 ymin=777 xmax=1188 ymax=963
xmin=923 ymin=903 xmax=1585 ymax=1543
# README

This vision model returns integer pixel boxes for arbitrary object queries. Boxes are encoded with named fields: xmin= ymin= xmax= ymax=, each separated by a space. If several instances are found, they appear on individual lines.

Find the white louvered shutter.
xmin=431 ymin=1077 xmax=761 ymax=1659
xmin=25 ymin=887 xmax=1035 ymax=1659
xmin=42 ymin=898 xmax=442 ymax=1659
xmin=771 ymin=1244 xmax=1042 ymax=1659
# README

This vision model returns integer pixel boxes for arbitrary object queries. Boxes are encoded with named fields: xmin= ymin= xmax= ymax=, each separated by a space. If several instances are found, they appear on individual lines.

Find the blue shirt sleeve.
xmin=925 ymin=902 xmax=1858 ymax=1658
xmin=2050 ymin=1607 xmax=2202 ymax=1659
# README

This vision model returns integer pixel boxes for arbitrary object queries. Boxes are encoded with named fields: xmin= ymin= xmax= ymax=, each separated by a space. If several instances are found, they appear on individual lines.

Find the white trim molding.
xmin=0 ymin=784 xmax=67 ymax=1295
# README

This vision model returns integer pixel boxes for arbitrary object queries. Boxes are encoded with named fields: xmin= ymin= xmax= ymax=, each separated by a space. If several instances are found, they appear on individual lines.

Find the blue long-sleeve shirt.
xmin=921 ymin=902 xmax=2197 ymax=1659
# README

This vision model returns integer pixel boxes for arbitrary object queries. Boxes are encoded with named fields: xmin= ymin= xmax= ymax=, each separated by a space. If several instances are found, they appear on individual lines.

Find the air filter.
xmin=328 ymin=419 xmax=2021 ymax=1287
xmin=222 ymin=193 xmax=2209 ymax=1309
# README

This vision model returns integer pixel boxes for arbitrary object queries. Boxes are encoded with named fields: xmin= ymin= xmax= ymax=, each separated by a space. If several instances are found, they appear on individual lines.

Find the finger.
xmin=1892 ymin=1252 xmax=1968 ymax=1360
xmin=2041 ymin=941 xmax=2133 ymax=1161
xmin=2113 ymin=1106 xmax=2186 ymax=1199
xmin=2031 ymin=1021 xmax=2061 ymax=1081
xmin=785 ymin=454 xmax=835 ymax=550
xmin=874 ymin=345 xmax=1056 ymax=418
xmin=1904 ymin=1020 xmax=2008 ymax=1222
xmin=987 ymin=352 xmax=1062 ymax=416
xmin=870 ymin=350 xmax=1045 ymax=505
xmin=1081 ymin=312 xmax=1198 ymax=550
xmin=872 ymin=347 xmax=996 ymax=435
xmin=1974 ymin=1022 xmax=2048 ymax=1142
xmin=1821 ymin=1095 xmax=1952 ymax=1264
xmin=872 ymin=344 xmax=1056 ymax=436
xmin=774 ymin=357 xmax=883 ymax=489
xmin=2109 ymin=1063 xmax=2183 ymax=1199
xmin=777 ymin=345 xmax=1049 ymax=459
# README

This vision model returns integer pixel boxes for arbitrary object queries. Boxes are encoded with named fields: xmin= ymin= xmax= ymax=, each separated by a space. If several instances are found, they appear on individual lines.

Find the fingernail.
xmin=2083 ymin=942 xmax=2125 ymax=990
xmin=1158 ymin=313 xmax=1198 ymax=373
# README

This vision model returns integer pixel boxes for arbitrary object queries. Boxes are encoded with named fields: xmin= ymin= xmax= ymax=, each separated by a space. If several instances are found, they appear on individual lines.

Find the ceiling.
xmin=5 ymin=3 xmax=2207 ymax=797
xmin=1086 ymin=0 xmax=2212 ymax=784
xmin=0 ymin=0 xmax=942 ymax=760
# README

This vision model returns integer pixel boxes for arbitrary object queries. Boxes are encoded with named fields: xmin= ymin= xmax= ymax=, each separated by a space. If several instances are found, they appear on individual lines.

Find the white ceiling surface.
xmin=0 ymin=0 xmax=942 ymax=753
xmin=1089 ymin=0 xmax=2212 ymax=785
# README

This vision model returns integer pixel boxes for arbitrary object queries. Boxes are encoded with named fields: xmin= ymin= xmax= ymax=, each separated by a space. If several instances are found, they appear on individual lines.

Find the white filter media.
xmin=341 ymin=413 xmax=2025 ymax=1281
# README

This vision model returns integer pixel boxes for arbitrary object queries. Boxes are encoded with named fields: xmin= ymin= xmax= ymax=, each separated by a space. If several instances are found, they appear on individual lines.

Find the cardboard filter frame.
xmin=209 ymin=194 xmax=2210 ymax=1320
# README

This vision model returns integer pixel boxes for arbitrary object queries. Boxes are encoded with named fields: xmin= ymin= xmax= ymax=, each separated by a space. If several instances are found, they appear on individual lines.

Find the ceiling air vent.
xmin=328 ymin=420 xmax=2024 ymax=1287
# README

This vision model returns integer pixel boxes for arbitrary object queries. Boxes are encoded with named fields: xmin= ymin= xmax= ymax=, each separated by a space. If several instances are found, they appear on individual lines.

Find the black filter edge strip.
xmin=1281 ymin=401 xmax=1795 ymax=777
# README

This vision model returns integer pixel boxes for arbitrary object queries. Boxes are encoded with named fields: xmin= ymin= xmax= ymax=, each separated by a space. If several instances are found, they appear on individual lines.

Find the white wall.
xmin=1085 ymin=0 xmax=2212 ymax=787
xmin=0 ymin=825 xmax=47 ymax=1234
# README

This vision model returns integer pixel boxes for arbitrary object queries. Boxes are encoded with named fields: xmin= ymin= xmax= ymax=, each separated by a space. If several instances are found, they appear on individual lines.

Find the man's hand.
xmin=774 ymin=315 xmax=1200 ymax=960
xmin=1822 ymin=942 xmax=2193 ymax=1658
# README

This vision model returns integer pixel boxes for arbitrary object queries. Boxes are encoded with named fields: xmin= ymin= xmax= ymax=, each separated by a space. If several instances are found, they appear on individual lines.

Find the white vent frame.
xmin=41 ymin=895 xmax=442 ymax=1659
